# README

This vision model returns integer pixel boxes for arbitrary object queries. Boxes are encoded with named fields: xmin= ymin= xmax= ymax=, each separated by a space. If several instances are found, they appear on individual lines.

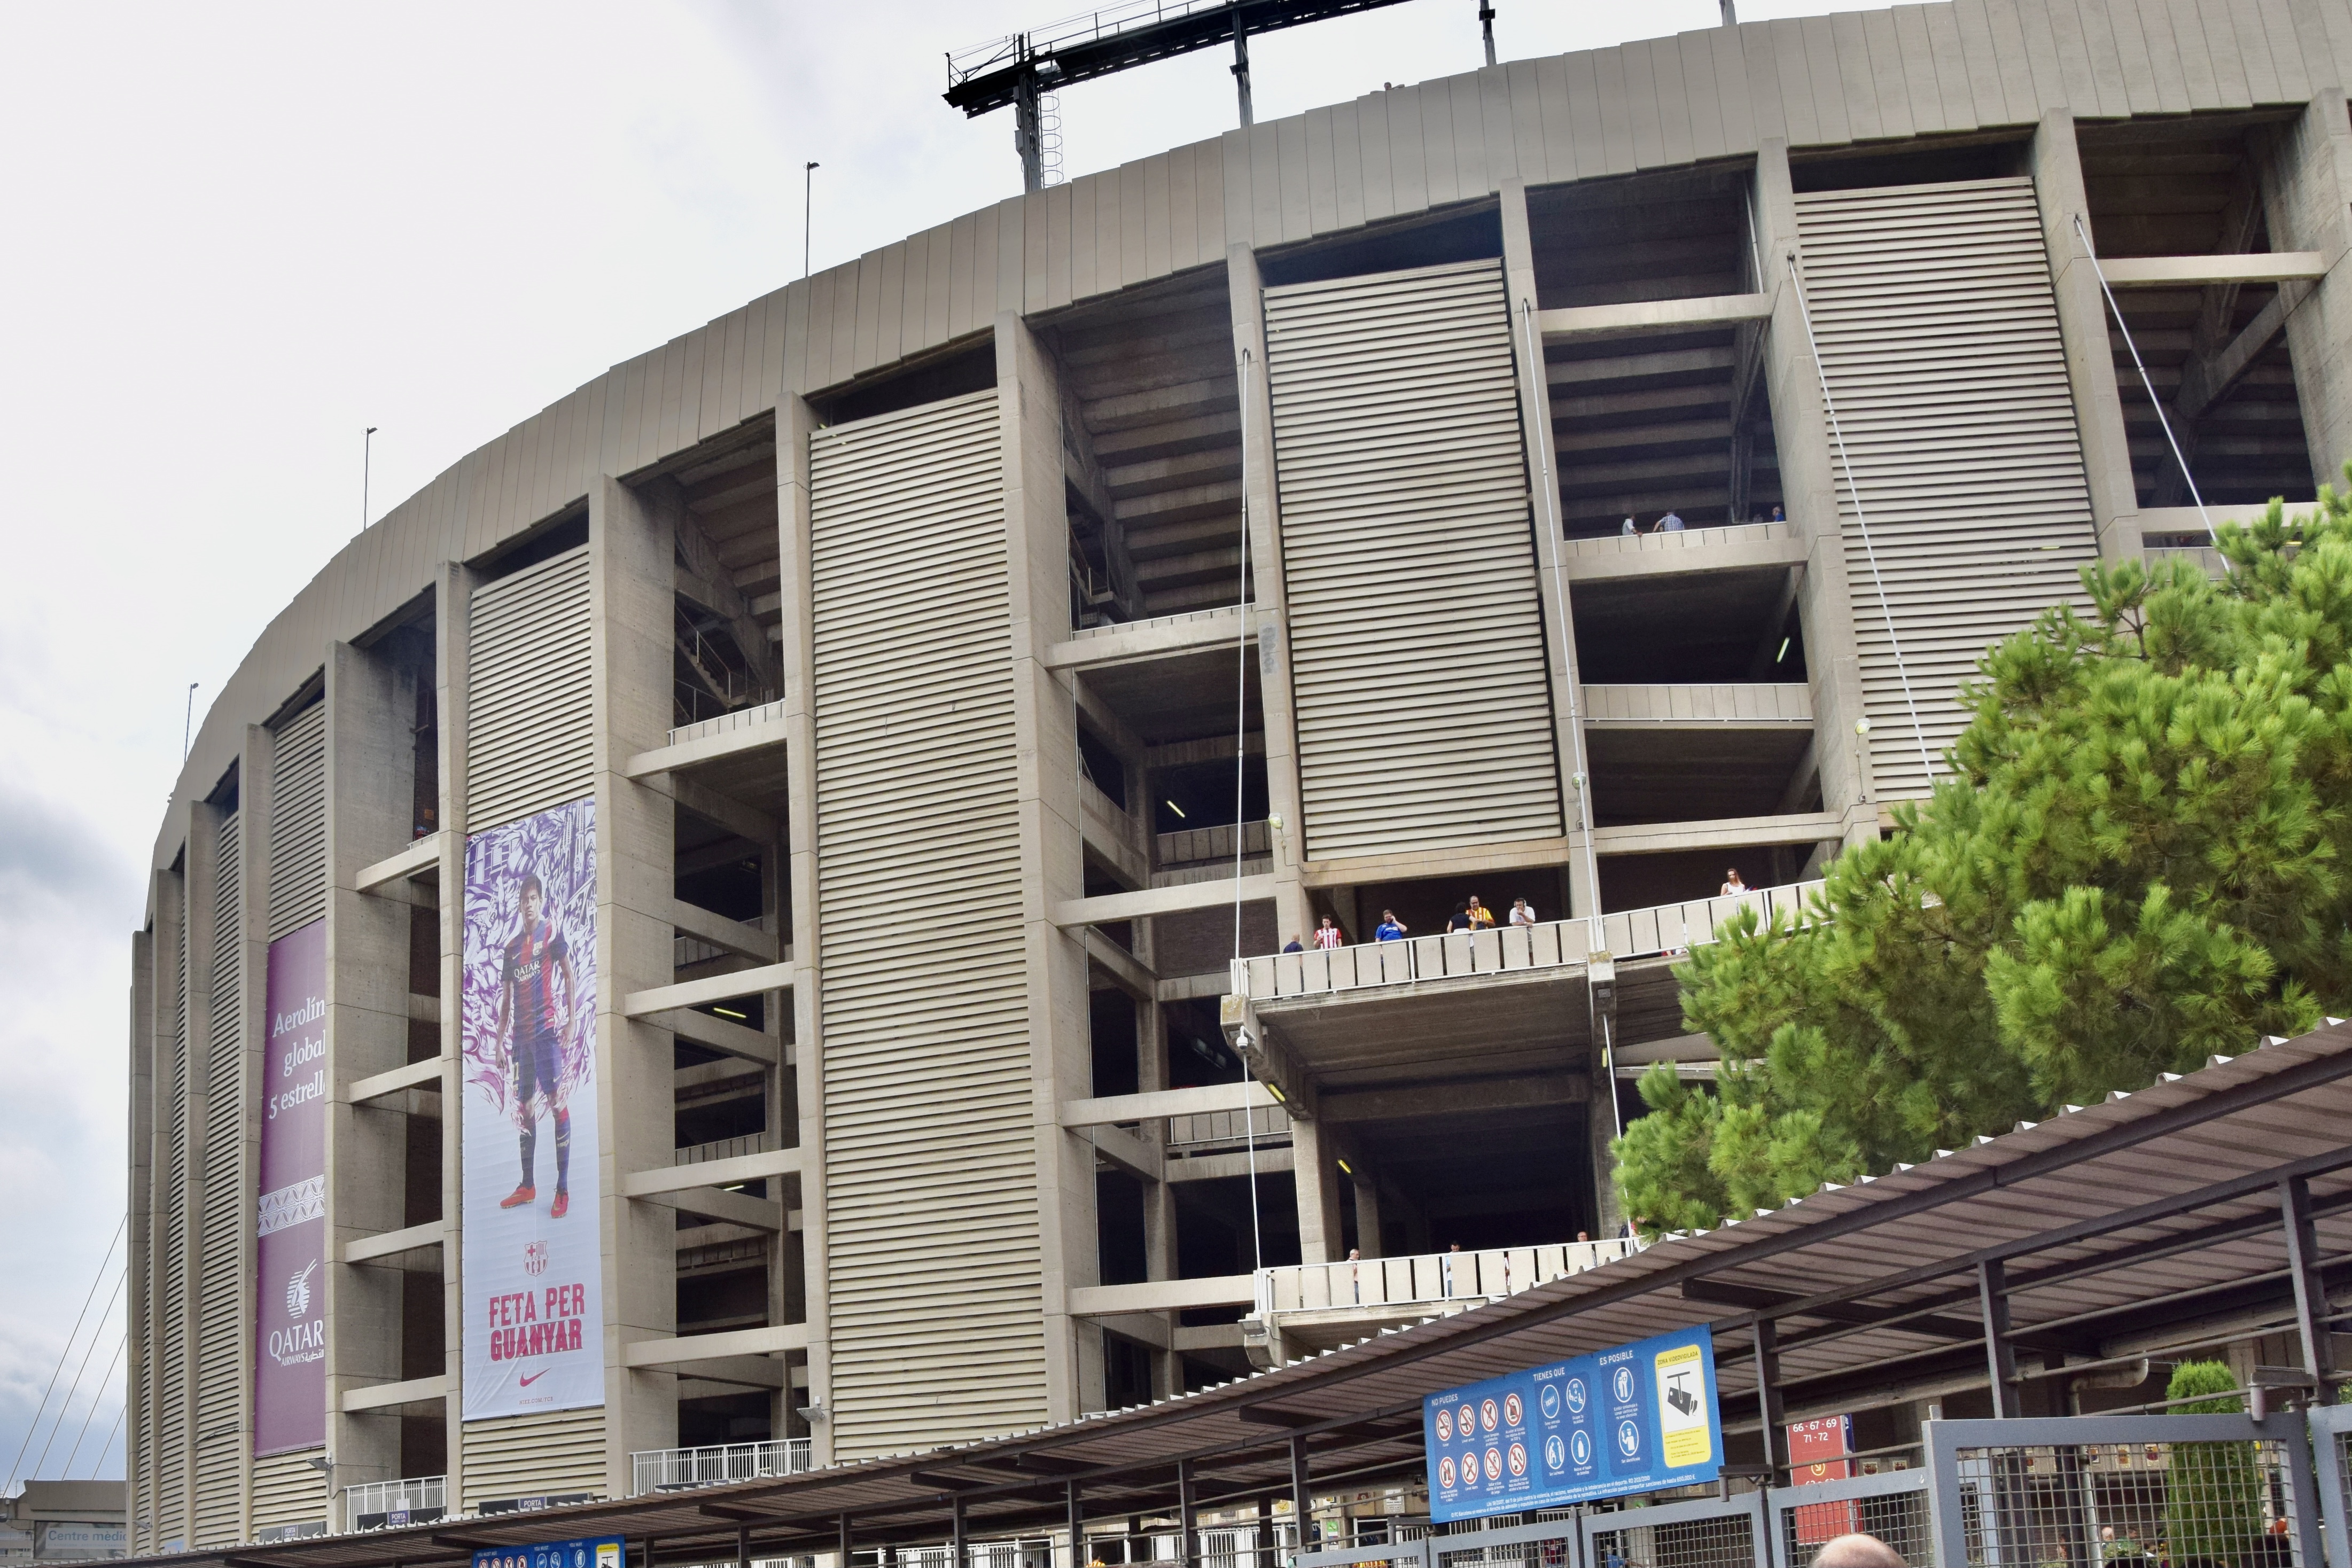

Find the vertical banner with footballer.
xmin=255 ymin=919 xmax=327 ymax=1455
xmin=460 ymin=799 xmax=604 ymax=1421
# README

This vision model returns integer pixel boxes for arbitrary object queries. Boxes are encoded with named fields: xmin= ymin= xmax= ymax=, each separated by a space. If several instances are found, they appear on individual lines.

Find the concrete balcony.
xmin=1246 ymin=1240 xmax=1643 ymax=1362
xmin=344 ymin=1475 xmax=446 ymax=1530
xmin=626 ymin=697 xmax=789 ymax=776
xmin=628 ymin=1438 xmax=813 ymax=1496
xmin=1582 ymin=682 xmax=1812 ymax=728
xmin=1563 ymin=519 xmax=1808 ymax=582
xmin=1223 ymin=883 xmax=1823 ymax=1098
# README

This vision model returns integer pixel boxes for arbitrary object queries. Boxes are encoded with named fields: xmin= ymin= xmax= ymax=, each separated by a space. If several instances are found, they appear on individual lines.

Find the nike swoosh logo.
xmin=519 ymin=1370 xmax=548 ymax=1386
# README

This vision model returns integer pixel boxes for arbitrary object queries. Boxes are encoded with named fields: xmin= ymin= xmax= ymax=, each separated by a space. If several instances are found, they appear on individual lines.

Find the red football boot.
xmin=549 ymin=1190 xmax=570 ymax=1219
xmin=499 ymin=1184 xmax=535 ymax=1208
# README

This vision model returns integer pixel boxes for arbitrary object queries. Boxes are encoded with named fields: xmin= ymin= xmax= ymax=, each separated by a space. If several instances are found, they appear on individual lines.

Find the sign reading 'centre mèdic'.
xmin=1423 ymin=1326 xmax=1720 ymax=1522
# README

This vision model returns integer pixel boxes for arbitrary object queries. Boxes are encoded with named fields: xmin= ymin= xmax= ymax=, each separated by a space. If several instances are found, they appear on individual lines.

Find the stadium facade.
xmin=126 ymin=0 xmax=2352 ymax=1550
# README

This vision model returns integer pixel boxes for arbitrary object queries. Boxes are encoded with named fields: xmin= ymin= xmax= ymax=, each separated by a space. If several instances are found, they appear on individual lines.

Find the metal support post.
xmin=736 ymin=1526 xmax=750 ymax=1568
xmin=1179 ymin=1458 xmax=1201 ymax=1568
xmin=1290 ymin=1434 xmax=1312 ymax=1554
xmin=1068 ymin=1481 xmax=1086 ymax=1568
xmin=839 ymin=1515 xmax=853 ymax=1568
xmin=1478 ymin=1 xmax=1496 ymax=66
xmin=1014 ymin=67 xmax=1045 ymax=194
xmin=2284 ymin=1176 xmax=2340 ymax=1402
xmin=953 ymin=1495 xmax=968 ymax=1568
xmin=1753 ymin=1318 xmax=1786 ymax=1471
xmin=1231 ymin=20 xmax=1253 ymax=126
xmin=1255 ymin=1495 xmax=1273 ymax=1568
xmin=1977 ymin=1259 xmax=2020 ymax=1418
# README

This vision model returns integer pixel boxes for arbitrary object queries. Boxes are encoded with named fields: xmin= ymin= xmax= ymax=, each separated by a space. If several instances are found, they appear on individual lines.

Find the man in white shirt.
xmin=1509 ymin=898 xmax=1537 ymax=926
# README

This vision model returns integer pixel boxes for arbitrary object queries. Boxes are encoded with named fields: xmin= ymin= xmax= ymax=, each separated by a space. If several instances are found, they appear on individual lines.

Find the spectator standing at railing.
xmin=1509 ymin=898 xmax=1537 ymax=926
xmin=1374 ymin=909 xmax=1407 ymax=941
xmin=1653 ymin=510 xmax=1685 ymax=532
xmin=1466 ymin=895 xmax=1496 ymax=929
xmin=1281 ymin=934 xmax=1304 ymax=953
xmin=1446 ymin=902 xmax=1474 ymax=933
xmin=1312 ymin=917 xmax=1344 ymax=950
xmin=1721 ymin=868 xmax=1748 ymax=896
xmin=1619 ymin=516 xmax=1637 ymax=535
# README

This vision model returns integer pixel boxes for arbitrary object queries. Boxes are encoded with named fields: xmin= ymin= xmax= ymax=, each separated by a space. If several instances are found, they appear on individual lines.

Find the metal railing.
xmin=343 ymin=1474 xmax=445 ymax=1525
xmin=1067 ymin=602 xmax=1251 ymax=644
xmin=1230 ymin=883 xmax=1825 ymax=1002
xmin=1256 ymin=1240 xmax=1641 ymax=1317
xmin=629 ymin=1439 xmax=814 ymax=1496
xmin=1564 ymin=519 xmax=1793 ymax=557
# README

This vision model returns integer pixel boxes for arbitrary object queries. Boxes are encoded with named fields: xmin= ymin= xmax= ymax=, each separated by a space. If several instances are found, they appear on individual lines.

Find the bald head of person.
xmin=1811 ymin=1534 xmax=1908 ymax=1568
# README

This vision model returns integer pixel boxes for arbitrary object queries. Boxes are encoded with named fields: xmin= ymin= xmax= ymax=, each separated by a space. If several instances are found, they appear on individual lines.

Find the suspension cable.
xmin=58 ymin=1332 xmax=124 ymax=1482
xmin=1787 ymin=248 xmax=1939 ymax=791
xmin=1234 ymin=343 xmax=1264 ymax=1276
xmin=2071 ymin=212 xmax=2215 ymax=541
xmin=4 ymin=1216 xmax=123 ymax=1495
xmin=26 ymin=1269 xmax=125 ymax=1484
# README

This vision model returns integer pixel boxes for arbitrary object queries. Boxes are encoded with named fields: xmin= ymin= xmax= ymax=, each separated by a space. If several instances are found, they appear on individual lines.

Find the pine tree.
xmin=1617 ymin=493 xmax=2352 ymax=1231
xmin=2160 ymin=1362 xmax=2264 ymax=1568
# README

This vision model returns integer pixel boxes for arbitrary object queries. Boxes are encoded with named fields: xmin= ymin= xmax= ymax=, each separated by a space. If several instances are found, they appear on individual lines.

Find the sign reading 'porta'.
xmin=1423 ymin=1325 xmax=1720 ymax=1520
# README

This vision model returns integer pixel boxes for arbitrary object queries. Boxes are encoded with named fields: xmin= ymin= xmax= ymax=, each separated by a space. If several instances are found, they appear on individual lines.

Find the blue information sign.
xmin=473 ymin=1536 xmax=625 ymax=1568
xmin=1423 ymin=1326 xmax=1720 ymax=1521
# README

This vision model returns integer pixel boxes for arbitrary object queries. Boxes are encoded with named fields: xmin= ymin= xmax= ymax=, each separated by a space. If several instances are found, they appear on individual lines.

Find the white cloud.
xmin=0 ymin=0 xmax=1879 ymax=1484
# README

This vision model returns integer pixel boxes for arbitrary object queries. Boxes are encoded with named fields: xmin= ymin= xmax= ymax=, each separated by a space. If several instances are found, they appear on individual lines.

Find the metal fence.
xmin=1585 ymin=1488 xmax=1767 ymax=1568
xmin=1767 ymin=1468 xmax=1931 ymax=1568
xmin=1925 ymin=1415 xmax=2323 ymax=1568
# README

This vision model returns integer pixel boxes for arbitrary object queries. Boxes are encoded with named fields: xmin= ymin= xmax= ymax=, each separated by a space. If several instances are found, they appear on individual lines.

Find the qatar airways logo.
xmin=268 ymin=1259 xmax=324 ymax=1367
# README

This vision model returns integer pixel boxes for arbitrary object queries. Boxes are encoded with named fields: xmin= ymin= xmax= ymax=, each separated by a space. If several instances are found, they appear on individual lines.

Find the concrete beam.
xmin=1298 ymin=837 xmax=1572 ymax=890
xmin=1068 ymin=1276 xmax=1256 ymax=1316
xmin=340 ymin=1221 xmax=446 ymax=1265
xmin=624 ymin=962 xmax=793 ymax=1016
xmin=650 ymin=1006 xmax=780 ymax=1066
xmin=1165 ymin=1145 xmax=1296 ymax=1182
xmin=1060 ymin=1082 xmax=1280 ymax=1128
xmin=621 ymin=1148 xmax=803 ymax=1199
xmin=622 ymin=1323 xmax=809 ymax=1368
xmin=1051 ymin=875 xmax=1276 ymax=927
xmin=2174 ymin=283 xmax=2308 ymax=424
xmin=671 ymin=776 xmax=778 ymax=847
xmin=1172 ymin=1324 xmax=1246 ymax=1352
xmin=1085 ymin=934 xmax=1158 ymax=1002
xmin=1043 ymin=605 xmax=1251 ymax=672
xmin=339 ymin=1374 xmax=447 ymax=1414
xmin=672 ymin=899 xmax=780 ymax=964
xmin=1591 ymin=810 xmax=1844 ymax=857
xmin=347 ymin=1056 xmax=442 ymax=1105
xmin=624 ymin=714 xmax=789 ymax=778
xmin=640 ymin=1185 xmax=784 ymax=1231
xmin=1082 ymin=1121 xmax=1163 ymax=1183
xmin=2097 ymin=252 xmax=2327 ymax=285
xmin=674 ymin=1356 xmax=790 ymax=1392
xmin=354 ymin=832 xmax=445 ymax=895
xmin=1320 ymin=1074 xmax=1591 ymax=1125
xmin=1537 ymin=293 xmax=1771 ymax=342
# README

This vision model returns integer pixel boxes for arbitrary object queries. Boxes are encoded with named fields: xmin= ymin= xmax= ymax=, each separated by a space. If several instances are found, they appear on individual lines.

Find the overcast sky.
xmin=0 ymin=0 xmax=1876 ymax=1491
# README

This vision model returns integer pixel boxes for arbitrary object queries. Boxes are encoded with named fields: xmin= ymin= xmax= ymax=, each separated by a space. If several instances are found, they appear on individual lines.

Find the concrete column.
xmin=2030 ymin=109 xmax=2144 ymax=562
xmin=231 ymin=724 xmax=274 ymax=1540
xmin=589 ymin=475 xmax=684 ymax=1486
xmin=146 ymin=849 xmax=187 ymax=1549
xmin=999 ymin=310 xmax=1104 ymax=1423
xmin=323 ymin=638 xmax=421 ymax=1514
xmin=1350 ymin=1169 xmax=1383 ymax=1257
xmin=1226 ymin=244 xmax=1313 ymax=940
xmin=1755 ymin=138 xmax=1876 ymax=848
xmin=431 ymin=567 xmax=474 ymax=1500
xmin=181 ymin=798 xmax=224 ymax=1540
xmin=1287 ymin=1115 xmax=1343 ymax=1264
xmin=775 ymin=394 xmax=836 ymax=1460
xmin=1500 ymin=177 xmax=1600 ymax=924
xmin=2260 ymin=90 xmax=2352 ymax=489
xmin=126 ymin=904 xmax=155 ymax=1553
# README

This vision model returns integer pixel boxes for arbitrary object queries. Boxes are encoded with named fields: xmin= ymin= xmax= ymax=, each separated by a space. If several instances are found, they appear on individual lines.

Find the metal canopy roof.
xmin=165 ymin=1021 xmax=2352 ymax=1568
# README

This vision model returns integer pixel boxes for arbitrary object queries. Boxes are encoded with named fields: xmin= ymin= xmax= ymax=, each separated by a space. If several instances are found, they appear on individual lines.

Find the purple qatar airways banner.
xmin=461 ymin=799 xmax=604 ymax=1421
xmin=255 ymin=919 xmax=328 ymax=1456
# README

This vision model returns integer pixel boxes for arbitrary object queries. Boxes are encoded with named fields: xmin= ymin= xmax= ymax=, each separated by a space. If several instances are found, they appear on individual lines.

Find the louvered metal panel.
xmin=1794 ymin=178 xmax=2099 ymax=799
xmin=265 ymin=703 xmax=327 ymax=939
xmin=196 ymin=812 xmax=246 ymax=1546
xmin=807 ymin=389 xmax=1048 ymax=1458
xmin=158 ymin=925 xmax=190 ymax=1549
xmin=466 ymin=547 xmax=594 ymax=831
xmin=461 ymin=1410 xmax=605 ymax=1510
xmin=1261 ymin=259 xmax=1565 ymax=860
xmin=247 ymin=1449 xmax=323 ymax=1533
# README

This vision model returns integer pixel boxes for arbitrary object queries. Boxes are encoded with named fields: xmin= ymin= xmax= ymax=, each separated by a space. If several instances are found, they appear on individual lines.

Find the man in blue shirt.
xmin=1375 ymin=909 xmax=1407 ymax=941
